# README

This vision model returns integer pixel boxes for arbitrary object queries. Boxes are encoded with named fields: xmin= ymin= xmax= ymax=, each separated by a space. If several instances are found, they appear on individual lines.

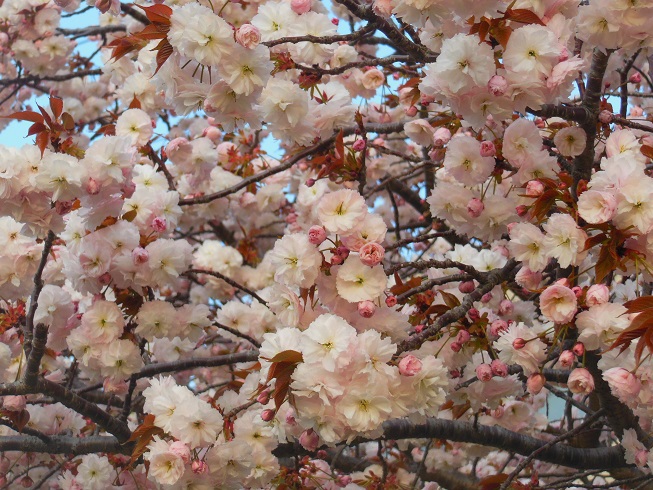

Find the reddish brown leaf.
xmin=440 ymin=290 xmax=461 ymax=309
xmin=479 ymin=473 xmax=508 ymax=490
xmin=1 ymin=110 xmax=44 ymax=123
xmin=35 ymin=131 xmax=49 ymax=157
xmin=49 ymin=96 xmax=64 ymax=119
xmin=583 ymin=232 xmax=606 ymax=252
xmin=624 ymin=296 xmax=653 ymax=314
xmin=504 ymin=8 xmax=546 ymax=25
xmin=641 ymin=145 xmax=653 ymax=159
xmin=26 ymin=122 xmax=47 ymax=137
xmin=154 ymin=40 xmax=174 ymax=75
xmin=129 ymin=96 xmax=142 ymax=110
xmin=61 ymin=112 xmax=75 ymax=132
xmin=137 ymin=3 xmax=173 ymax=25
xmin=390 ymin=277 xmax=422 ymax=296
xmin=594 ymin=243 xmax=617 ymax=284
xmin=263 ymin=350 xmax=303 ymax=364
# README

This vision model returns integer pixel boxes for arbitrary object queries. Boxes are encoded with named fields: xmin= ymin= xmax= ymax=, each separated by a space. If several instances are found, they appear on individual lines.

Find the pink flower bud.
xmin=261 ymin=409 xmax=276 ymax=422
xmin=571 ymin=286 xmax=583 ymax=298
xmin=512 ymin=338 xmax=526 ymax=350
xmin=432 ymin=127 xmax=451 ymax=147
xmin=603 ymin=367 xmax=641 ymax=400
xmin=352 ymin=139 xmax=366 ymax=152
xmin=476 ymin=363 xmax=493 ymax=382
xmin=498 ymin=299 xmax=514 ymax=316
xmin=305 ymin=178 xmax=316 ymax=187
xmin=466 ymin=198 xmax=484 ymax=218
xmin=202 ymin=126 xmax=222 ymax=142
xmin=398 ymin=355 xmax=422 ymax=376
xmin=457 ymin=281 xmax=475 ymax=295
xmin=235 ymin=24 xmax=261 ymax=49
xmin=480 ymin=141 xmax=496 ymax=157
xmin=516 ymin=205 xmax=529 ymax=217
xmin=568 ymin=367 xmax=594 ymax=394
xmin=450 ymin=341 xmax=462 ymax=352
xmin=86 ymin=177 xmax=101 ymax=195
xmin=169 ymin=441 xmax=191 ymax=464
xmin=257 ymin=389 xmax=270 ymax=405
xmin=558 ymin=350 xmax=575 ymax=368
xmin=630 ymin=72 xmax=642 ymax=84
xmin=331 ymin=17 xmax=339 ymax=25
xmin=527 ymin=373 xmax=546 ymax=394
xmin=586 ymin=284 xmax=609 ymax=306
xmin=572 ymin=342 xmax=585 ymax=356
xmin=414 ymin=324 xmax=425 ymax=333
xmin=456 ymin=329 xmax=471 ymax=344
xmin=468 ymin=308 xmax=480 ymax=321
xmin=385 ymin=295 xmax=397 ymax=307
xmin=291 ymin=0 xmax=311 ymax=13
xmin=487 ymin=75 xmax=508 ymax=96
xmin=481 ymin=292 xmax=493 ymax=303
xmin=21 ymin=476 xmax=33 ymax=488
xmin=491 ymin=359 xmax=508 ymax=377
xmin=151 ymin=217 xmax=167 ymax=232
xmin=2 ymin=395 xmax=26 ymax=412
xmin=308 ymin=225 xmax=327 ymax=245
xmin=525 ymin=180 xmax=545 ymax=197
xmin=599 ymin=110 xmax=613 ymax=124
xmin=357 ymin=300 xmax=376 ymax=318
xmin=285 ymin=408 xmax=297 ymax=426
xmin=191 ymin=460 xmax=208 ymax=474
xmin=405 ymin=105 xmax=418 ymax=117
xmin=132 ymin=247 xmax=149 ymax=265
xmin=359 ymin=242 xmax=385 ymax=266
xmin=490 ymin=319 xmax=508 ymax=337
xmin=299 ymin=428 xmax=320 ymax=451
xmin=338 ymin=475 xmax=353 ymax=486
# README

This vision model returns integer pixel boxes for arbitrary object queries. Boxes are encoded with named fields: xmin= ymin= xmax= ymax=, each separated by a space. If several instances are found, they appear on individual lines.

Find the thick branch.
xmin=0 ymin=435 xmax=130 ymax=455
xmin=133 ymin=350 xmax=259 ymax=379
xmin=397 ymin=259 xmax=519 ymax=353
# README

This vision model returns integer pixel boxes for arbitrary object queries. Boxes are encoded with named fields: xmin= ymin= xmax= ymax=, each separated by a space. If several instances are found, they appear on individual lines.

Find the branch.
xmin=132 ymin=350 xmax=259 ymax=379
xmin=573 ymin=49 xmax=612 ymax=195
xmin=263 ymin=23 xmax=377 ymax=47
xmin=0 ymin=69 xmax=102 ymax=88
xmin=24 ymin=230 xmax=55 ymax=353
xmin=397 ymin=259 xmax=519 ymax=353
xmin=185 ymin=269 xmax=267 ymax=305
xmin=0 ymin=435 xmax=130 ymax=455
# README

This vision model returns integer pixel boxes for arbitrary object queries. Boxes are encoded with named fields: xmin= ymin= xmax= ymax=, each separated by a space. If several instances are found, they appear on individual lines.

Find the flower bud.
xmin=385 ymin=295 xmax=397 ymax=307
xmin=191 ymin=460 xmax=208 ymax=474
xmin=399 ymin=355 xmax=422 ymax=376
xmin=516 ymin=205 xmax=529 ymax=217
xmin=630 ymin=72 xmax=642 ymax=84
xmin=490 ymin=319 xmax=508 ymax=337
xmin=20 ymin=476 xmax=33 ymax=488
xmin=305 ymin=178 xmax=316 ymax=187
xmin=132 ymin=247 xmax=149 ymax=265
xmin=291 ymin=0 xmax=311 ymax=13
xmin=487 ymin=75 xmax=508 ymax=96
xmin=571 ymin=286 xmax=583 ymax=298
xmin=475 ymin=363 xmax=493 ymax=382
xmin=261 ymin=409 xmax=276 ymax=422
xmin=572 ymin=342 xmax=585 ymax=356
xmin=466 ymin=198 xmax=484 ymax=218
xmin=512 ymin=338 xmax=526 ymax=349
xmin=586 ymin=284 xmax=609 ymax=306
xmin=235 ymin=24 xmax=261 ymax=49
xmin=299 ymin=428 xmax=320 ymax=451
xmin=352 ymin=139 xmax=366 ymax=152
xmin=405 ymin=105 xmax=418 ymax=117
xmin=480 ymin=141 xmax=496 ymax=157
xmin=468 ymin=308 xmax=480 ymax=321
xmin=527 ymin=373 xmax=546 ymax=394
xmin=257 ymin=389 xmax=270 ymax=405
xmin=558 ymin=350 xmax=575 ymax=368
xmin=456 ymin=329 xmax=471 ymax=344
xmin=498 ymin=299 xmax=514 ymax=316
xmin=432 ymin=127 xmax=451 ymax=147
xmin=525 ymin=180 xmax=544 ymax=197
xmin=86 ymin=177 xmax=101 ymax=195
xmin=359 ymin=242 xmax=384 ymax=266
xmin=308 ymin=225 xmax=327 ymax=245
xmin=357 ymin=300 xmax=376 ymax=318
xmin=568 ymin=367 xmax=594 ymax=394
xmin=491 ymin=359 xmax=508 ymax=377
xmin=151 ymin=217 xmax=167 ymax=232
xmin=450 ymin=341 xmax=462 ymax=352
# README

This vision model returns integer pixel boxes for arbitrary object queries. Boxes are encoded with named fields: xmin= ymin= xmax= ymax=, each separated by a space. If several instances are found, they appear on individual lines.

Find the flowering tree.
xmin=1 ymin=0 xmax=653 ymax=488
